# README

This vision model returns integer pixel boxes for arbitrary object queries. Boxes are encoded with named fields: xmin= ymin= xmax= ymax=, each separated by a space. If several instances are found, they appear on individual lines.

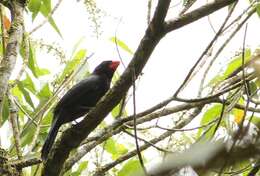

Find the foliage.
xmin=83 ymin=0 xmax=104 ymax=38
xmin=28 ymin=0 xmax=62 ymax=37
xmin=0 ymin=0 xmax=260 ymax=176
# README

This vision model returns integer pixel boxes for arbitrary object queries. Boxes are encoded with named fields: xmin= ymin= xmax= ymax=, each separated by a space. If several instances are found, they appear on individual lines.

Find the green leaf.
xmin=209 ymin=49 xmax=251 ymax=85
xmin=77 ymin=161 xmax=88 ymax=173
xmin=41 ymin=110 xmax=53 ymax=126
xmin=251 ymin=116 xmax=260 ymax=128
xmin=64 ymin=170 xmax=72 ymax=176
xmin=40 ymin=0 xmax=63 ymax=37
xmin=70 ymin=172 xmax=79 ymax=176
xmin=104 ymin=138 xmax=128 ymax=160
xmin=249 ymin=82 xmax=257 ymax=95
xmin=255 ymin=3 xmax=260 ymax=18
xmin=55 ymin=49 xmax=87 ymax=84
xmin=22 ymin=73 xmax=36 ymax=94
xmin=28 ymin=41 xmax=38 ymax=78
xmin=46 ymin=16 xmax=63 ymax=38
xmin=11 ymin=86 xmax=23 ymax=103
xmin=70 ymin=161 xmax=88 ymax=176
xmin=0 ymin=41 xmax=3 ymax=56
xmin=28 ymin=0 xmax=42 ymax=20
xmin=197 ymin=104 xmax=223 ymax=139
xmin=70 ymin=37 xmax=86 ymax=58
xmin=37 ymin=83 xmax=52 ymax=99
xmin=112 ymin=71 xmax=120 ymax=84
xmin=27 ymin=42 xmax=50 ymax=77
xmin=17 ymin=81 xmax=35 ymax=109
xmin=256 ymin=79 xmax=260 ymax=87
xmin=223 ymin=49 xmax=251 ymax=78
xmin=118 ymin=159 xmax=144 ymax=176
xmin=111 ymin=103 xmax=120 ymax=117
xmin=36 ymin=68 xmax=50 ymax=76
xmin=21 ymin=127 xmax=35 ymax=147
xmin=1 ymin=95 xmax=9 ymax=126
xmin=42 ymin=0 xmax=51 ymax=11
xmin=111 ymin=101 xmax=127 ymax=118
xmin=110 ymin=37 xmax=133 ymax=55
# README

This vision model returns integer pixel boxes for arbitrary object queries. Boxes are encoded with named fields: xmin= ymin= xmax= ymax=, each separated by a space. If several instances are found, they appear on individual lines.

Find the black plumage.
xmin=41 ymin=60 xmax=120 ymax=161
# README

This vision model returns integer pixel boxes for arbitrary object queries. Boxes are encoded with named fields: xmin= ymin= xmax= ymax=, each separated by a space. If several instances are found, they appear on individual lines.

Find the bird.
xmin=41 ymin=60 xmax=120 ymax=161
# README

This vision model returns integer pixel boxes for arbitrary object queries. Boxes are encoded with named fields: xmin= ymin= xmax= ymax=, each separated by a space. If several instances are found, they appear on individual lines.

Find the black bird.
xmin=41 ymin=60 xmax=120 ymax=161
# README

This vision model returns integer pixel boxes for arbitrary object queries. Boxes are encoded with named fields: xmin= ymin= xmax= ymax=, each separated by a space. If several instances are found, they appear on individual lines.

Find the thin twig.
xmin=218 ymin=24 xmax=250 ymax=176
xmin=242 ymin=24 xmax=249 ymax=97
xmin=8 ymin=94 xmax=23 ymax=160
xmin=222 ymin=1 xmax=256 ymax=33
xmin=176 ymin=1 xmax=237 ymax=97
xmin=207 ymin=15 xmax=217 ymax=34
xmin=13 ymin=32 xmax=29 ymax=83
xmin=209 ymin=8 xmax=256 ymax=93
xmin=114 ymin=95 xmax=127 ymax=119
xmin=114 ymin=18 xmax=126 ymax=69
xmin=156 ymin=117 xmax=219 ymax=132
xmin=92 ymin=108 xmax=201 ymax=176
xmin=199 ymin=2 xmax=237 ymax=95
xmin=147 ymin=0 xmax=152 ymax=25
xmin=13 ymin=97 xmax=37 ymax=126
xmin=132 ymin=67 xmax=148 ymax=175
xmin=27 ymin=118 xmax=41 ymax=154
xmin=92 ymin=131 xmax=175 ymax=176
xmin=180 ymin=0 xmax=196 ymax=15
xmin=212 ymin=99 xmax=226 ymax=137
xmin=124 ymin=130 xmax=171 ymax=153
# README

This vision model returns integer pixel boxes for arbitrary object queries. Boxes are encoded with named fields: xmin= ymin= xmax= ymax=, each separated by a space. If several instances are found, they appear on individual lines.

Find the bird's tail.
xmin=41 ymin=117 xmax=61 ymax=161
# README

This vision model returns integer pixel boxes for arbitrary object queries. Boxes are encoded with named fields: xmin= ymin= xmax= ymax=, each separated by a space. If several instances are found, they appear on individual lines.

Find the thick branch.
xmin=163 ymin=0 xmax=237 ymax=33
xmin=42 ymin=1 xmax=171 ymax=175
xmin=8 ymin=157 xmax=41 ymax=169
xmin=0 ymin=1 xmax=25 ymax=111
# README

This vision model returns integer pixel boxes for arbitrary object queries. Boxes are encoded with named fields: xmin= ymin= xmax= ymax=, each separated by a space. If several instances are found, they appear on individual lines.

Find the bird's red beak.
xmin=109 ymin=61 xmax=120 ymax=71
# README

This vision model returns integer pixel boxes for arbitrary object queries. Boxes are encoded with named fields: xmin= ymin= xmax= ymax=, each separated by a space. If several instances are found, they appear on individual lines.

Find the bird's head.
xmin=93 ymin=60 xmax=120 ymax=79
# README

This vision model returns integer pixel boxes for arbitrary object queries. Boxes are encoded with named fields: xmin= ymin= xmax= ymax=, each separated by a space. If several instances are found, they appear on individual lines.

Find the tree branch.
xmin=92 ymin=108 xmax=202 ymax=176
xmin=163 ymin=0 xmax=237 ymax=33
xmin=0 ymin=1 xmax=25 ymax=113
xmin=9 ymin=95 xmax=22 ymax=160
xmin=8 ymin=157 xmax=41 ymax=169
xmin=42 ymin=0 xmax=171 ymax=175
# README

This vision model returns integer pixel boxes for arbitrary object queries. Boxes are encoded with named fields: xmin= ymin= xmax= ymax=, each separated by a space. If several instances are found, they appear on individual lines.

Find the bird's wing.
xmin=54 ymin=75 xmax=102 ymax=114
